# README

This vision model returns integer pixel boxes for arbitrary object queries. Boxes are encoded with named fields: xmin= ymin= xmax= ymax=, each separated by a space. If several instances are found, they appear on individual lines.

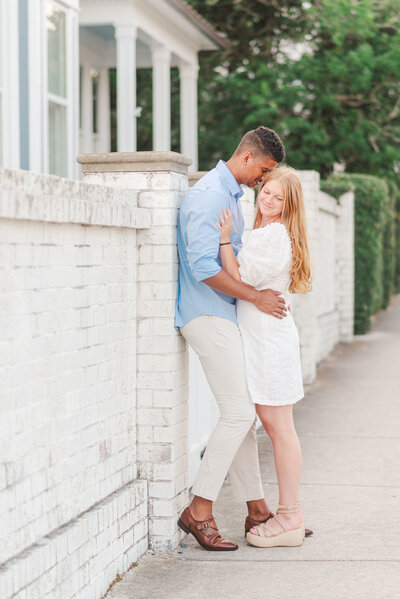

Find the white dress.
xmin=236 ymin=222 xmax=304 ymax=406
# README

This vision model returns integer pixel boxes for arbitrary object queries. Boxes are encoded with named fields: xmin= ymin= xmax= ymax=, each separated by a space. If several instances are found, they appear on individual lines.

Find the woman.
xmin=216 ymin=166 xmax=312 ymax=548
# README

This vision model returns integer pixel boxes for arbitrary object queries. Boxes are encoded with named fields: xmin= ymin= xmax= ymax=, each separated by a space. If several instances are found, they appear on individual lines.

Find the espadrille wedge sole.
xmin=246 ymin=523 xmax=305 ymax=548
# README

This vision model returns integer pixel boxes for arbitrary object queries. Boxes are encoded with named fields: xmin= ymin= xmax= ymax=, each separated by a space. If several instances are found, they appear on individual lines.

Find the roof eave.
xmin=167 ymin=0 xmax=231 ymax=51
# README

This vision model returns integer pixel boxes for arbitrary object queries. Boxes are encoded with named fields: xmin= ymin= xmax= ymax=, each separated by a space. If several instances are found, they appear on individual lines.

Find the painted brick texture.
xmin=80 ymin=158 xmax=191 ymax=553
xmin=0 ymin=167 xmax=150 ymax=599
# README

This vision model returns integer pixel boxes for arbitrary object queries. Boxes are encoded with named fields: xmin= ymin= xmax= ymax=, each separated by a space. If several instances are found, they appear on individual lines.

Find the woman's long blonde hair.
xmin=254 ymin=166 xmax=312 ymax=294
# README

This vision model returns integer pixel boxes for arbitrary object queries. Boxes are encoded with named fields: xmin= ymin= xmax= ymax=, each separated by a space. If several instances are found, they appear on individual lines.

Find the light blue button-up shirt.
xmin=174 ymin=160 xmax=245 ymax=329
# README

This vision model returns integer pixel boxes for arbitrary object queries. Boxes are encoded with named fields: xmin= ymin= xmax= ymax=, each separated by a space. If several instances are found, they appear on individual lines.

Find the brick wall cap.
xmin=188 ymin=171 xmax=207 ymax=187
xmin=77 ymin=152 xmax=192 ymax=174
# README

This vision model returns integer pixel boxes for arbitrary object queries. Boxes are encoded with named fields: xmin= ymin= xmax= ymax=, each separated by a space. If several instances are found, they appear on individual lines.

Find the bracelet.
xmin=219 ymin=242 xmax=231 ymax=246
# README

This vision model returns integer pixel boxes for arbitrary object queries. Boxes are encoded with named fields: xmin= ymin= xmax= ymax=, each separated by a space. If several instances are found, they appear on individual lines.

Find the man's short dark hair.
xmin=234 ymin=126 xmax=286 ymax=163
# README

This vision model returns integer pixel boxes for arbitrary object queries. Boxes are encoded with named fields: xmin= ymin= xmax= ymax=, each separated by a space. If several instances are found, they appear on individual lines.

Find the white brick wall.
xmin=0 ymin=481 xmax=147 ymax=599
xmin=314 ymin=192 xmax=340 ymax=363
xmin=335 ymin=191 xmax=355 ymax=342
xmin=291 ymin=173 xmax=354 ymax=378
xmin=0 ymin=167 xmax=150 ymax=599
xmin=79 ymin=153 xmax=192 ymax=553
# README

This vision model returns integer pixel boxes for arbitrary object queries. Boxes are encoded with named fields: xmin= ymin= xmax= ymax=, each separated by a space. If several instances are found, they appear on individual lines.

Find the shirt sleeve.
xmin=185 ymin=191 xmax=228 ymax=282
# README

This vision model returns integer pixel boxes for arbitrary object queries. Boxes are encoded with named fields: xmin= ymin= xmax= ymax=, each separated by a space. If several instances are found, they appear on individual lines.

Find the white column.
xmin=81 ymin=63 xmax=93 ymax=154
xmin=97 ymin=67 xmax=111 ymax=153
xmin=180 ymin=63 xmax=198 ymax=171
xmin=152 ymin=46 xmax=171 ymax=151
xmin=115 ymin=24 xmax=137 ymax=152
xmin=336 ymin=191 xmax=355 ymax=342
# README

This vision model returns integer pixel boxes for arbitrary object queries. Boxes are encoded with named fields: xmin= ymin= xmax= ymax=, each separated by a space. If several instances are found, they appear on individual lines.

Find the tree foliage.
xmin=186 ymin=0 xmax=306 ymax=65
xmin=188 ymin=0 xmax=400 ymax=179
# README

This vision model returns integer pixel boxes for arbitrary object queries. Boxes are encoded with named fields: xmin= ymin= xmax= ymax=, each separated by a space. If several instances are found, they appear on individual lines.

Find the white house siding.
xmin=0 ymin=155 xmax=354 ymax=598
xmin=6 ymin=0 xmax=223 ymax=179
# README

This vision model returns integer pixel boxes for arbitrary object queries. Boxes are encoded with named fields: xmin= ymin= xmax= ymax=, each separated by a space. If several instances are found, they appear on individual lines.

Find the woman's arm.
xmin=216 ymin=208 xmax=241 ymax=282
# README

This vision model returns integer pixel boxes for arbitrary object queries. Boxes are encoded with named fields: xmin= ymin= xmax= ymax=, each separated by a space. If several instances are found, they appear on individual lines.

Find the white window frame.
xmin=43 ymin=0 xmax=79 ymax=179
xmin=28 ymin=0 xmax=44 ymax=173
xmin=29 ymin=0 xmax=78 ymax=178
xmin=0 ymin=0 xmax=20 ymax=168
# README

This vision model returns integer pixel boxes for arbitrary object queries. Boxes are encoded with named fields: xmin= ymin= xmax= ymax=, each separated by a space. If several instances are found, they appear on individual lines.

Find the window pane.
xmin=48 ymin=101 xmax=67 ymax=177
xmin=47 ymin=4 xmax=66 ymax=97
xmin=92 ymin=70 xmax=99 ymax=134
xmin=79 ymin=65 xmax=82 ymax=129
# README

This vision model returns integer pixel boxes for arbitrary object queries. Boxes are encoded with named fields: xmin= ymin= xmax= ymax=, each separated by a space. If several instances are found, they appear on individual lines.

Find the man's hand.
xmin=203 ymin=271 xmax=287 ymax=319
xmin=254 ymin=289 xmax=287 ymax=319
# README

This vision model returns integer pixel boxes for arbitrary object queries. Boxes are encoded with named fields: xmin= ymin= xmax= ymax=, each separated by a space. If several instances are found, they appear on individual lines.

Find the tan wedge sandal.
xmin=246 ymin=502 xmax=305 ymax=548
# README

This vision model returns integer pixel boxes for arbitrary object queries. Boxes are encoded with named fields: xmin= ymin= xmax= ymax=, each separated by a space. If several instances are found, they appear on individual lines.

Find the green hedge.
xmin=324 ymin=174 xmax=390 ymax=334
xmin=382 ymin=180 xmax=398 ymax=308
xmin=392 ymin=181 xmax=400 ymax=294
xmin=320 ymin=179 xmax=354 ymax=201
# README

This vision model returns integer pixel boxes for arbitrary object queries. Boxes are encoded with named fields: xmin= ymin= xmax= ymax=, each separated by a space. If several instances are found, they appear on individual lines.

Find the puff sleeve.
xmin=237 ymin=223 xmax=292 ymax=289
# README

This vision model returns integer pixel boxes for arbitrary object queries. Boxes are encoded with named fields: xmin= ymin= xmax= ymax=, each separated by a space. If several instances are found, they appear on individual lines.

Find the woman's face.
xmin=258 ymin=179 xmax=285 ymax=223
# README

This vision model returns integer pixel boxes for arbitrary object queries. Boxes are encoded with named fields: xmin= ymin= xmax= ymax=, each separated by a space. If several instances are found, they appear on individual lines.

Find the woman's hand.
xmin=215 ymin=208 xmax=232 ymax=243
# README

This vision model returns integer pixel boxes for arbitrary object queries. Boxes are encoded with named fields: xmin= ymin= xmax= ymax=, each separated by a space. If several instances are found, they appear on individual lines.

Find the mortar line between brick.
xmin=0 ymin=479 xmax=145 ymax=569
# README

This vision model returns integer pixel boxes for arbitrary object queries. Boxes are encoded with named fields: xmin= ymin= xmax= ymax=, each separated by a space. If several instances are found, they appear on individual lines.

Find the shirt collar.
xmin=216 ymin=160 xmax=244 ymax=200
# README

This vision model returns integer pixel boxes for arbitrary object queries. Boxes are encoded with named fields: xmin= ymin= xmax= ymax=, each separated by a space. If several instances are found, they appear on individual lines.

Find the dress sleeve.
xmin=237 ymin=223 xmax=292 ymax=289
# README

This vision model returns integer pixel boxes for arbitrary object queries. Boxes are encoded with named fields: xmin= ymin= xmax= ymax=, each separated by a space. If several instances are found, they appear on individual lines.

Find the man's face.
xmin=242 ymin=153 xmax=278 ymax=188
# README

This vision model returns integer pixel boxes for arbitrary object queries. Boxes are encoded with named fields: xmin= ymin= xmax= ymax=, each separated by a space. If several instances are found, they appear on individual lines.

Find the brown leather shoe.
xmin=178 ymin=507 xmax=239 ymax=551
xmin=245 ymin=512 xmax=274 ymax=536
xmin=245 ymin=513 xmax=313 ymax=537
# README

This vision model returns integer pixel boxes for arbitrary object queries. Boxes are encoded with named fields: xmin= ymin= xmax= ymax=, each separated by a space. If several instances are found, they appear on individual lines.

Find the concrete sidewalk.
xmin=107 ymin=296 xmax=400 ymax=599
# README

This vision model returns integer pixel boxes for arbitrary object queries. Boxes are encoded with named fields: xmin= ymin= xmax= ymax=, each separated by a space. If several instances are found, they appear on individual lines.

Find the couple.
xmin=174 ymin=126 xmax=312 ymax=550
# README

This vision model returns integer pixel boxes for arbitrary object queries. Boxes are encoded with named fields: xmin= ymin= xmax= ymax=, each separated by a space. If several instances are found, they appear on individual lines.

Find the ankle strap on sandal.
xmin=276 ymin=503 xmax=300 ymax=514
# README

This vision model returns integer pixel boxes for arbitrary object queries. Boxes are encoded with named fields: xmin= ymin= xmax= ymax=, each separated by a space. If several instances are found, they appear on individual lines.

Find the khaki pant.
xmin=181 ymin=315 xmax=264 ymax=502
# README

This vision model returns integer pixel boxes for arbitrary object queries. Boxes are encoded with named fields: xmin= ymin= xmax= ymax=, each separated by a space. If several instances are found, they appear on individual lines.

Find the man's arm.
xmin=203 ymin=269 xmax=287 ymax=319
xmin=184 ymin=192 xmax=286 ymax=318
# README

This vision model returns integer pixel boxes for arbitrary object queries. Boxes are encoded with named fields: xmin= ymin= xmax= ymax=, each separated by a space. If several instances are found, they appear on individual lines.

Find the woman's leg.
xmin=256 ymin=404 xmax=303 ymax=532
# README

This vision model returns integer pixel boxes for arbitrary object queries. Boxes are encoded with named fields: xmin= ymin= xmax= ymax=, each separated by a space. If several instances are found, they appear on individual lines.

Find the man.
xmin=175 ymin=126 xmax=287 ymax=550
